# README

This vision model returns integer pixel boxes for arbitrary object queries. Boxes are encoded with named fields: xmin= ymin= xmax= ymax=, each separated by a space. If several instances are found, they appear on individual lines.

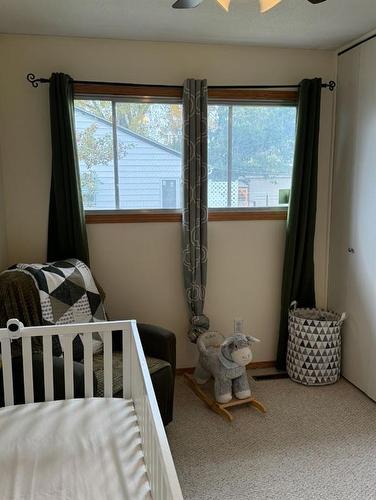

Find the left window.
xmin=74 ymin=98 xmax=183 ymax=210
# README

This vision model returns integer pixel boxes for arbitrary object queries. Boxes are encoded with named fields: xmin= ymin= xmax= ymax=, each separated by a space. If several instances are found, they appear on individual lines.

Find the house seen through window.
xmin=74 ymin=97 xmax=296 ymax=211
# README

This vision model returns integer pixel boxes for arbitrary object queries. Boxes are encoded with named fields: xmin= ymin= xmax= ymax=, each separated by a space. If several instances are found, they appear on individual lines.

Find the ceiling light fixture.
xmin=259 ymin=0 xmax=281 ymax=13
xmin=216 ymin=0 xmax=231 ymax=11
xmin=172 ymin=0 xmax=327 ymax=13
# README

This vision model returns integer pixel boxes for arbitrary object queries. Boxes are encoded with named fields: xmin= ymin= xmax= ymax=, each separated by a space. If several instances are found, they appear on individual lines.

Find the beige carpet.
xmin=167 ymin=375 xmax=376 ymax=500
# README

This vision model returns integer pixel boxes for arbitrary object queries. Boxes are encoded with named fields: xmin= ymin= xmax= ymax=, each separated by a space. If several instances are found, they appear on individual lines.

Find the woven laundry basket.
xmin=287 ymin=301 xmax=346 ymax=386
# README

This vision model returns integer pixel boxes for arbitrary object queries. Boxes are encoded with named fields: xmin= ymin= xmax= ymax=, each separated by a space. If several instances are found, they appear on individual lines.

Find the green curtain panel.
xmin=276 ymin=78 xmax=322 ymax=370
xmin=47 ymin=73 xmax=90 ymax=265
xmin=182 ymin=79 xmax=210 ymax=342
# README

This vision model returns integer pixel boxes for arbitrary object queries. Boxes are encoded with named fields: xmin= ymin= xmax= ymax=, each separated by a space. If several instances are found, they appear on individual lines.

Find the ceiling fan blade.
xmin=216 ymin=0 xmax=231 ymax=11
xmin=172 ymin=0 xmax=203 ymax=8
xmin=307 ymin=0 xmax=327 ymax=3
xmin=259 ymin=0 xmax=282 ymax=13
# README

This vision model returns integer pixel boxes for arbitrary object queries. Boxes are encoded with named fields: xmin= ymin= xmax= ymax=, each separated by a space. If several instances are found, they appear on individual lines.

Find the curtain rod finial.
xmin=26 ymin=73 xmax=50 ymax=87
xmin=27 ymin=73 xmax=39 ymax=88
xmin=328 ymin=80 xmax=336 ymax=91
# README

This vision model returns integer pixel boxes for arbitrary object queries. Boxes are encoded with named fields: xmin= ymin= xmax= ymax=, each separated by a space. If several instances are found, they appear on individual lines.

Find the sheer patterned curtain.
xmin=47 ymin=73 xmax=90 ymax=265
xmin=182 ymin=79 xmax=210 ymax=342
xmin=276 ymin=78 xmax=322 ymax=369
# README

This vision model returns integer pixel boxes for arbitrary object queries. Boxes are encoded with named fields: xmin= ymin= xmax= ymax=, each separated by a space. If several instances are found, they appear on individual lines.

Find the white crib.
xmin=0 ymin=319 xmax=183 ymax=500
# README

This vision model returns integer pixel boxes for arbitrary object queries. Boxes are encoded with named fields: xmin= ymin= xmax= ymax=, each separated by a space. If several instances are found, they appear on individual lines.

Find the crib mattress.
xmin=0 ymin=398 xmax=152 ymax=500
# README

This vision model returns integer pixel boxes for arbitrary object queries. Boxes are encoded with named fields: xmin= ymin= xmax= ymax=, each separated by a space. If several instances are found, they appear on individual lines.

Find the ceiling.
xmin=1 ymin=0 xmax=376 ymax=50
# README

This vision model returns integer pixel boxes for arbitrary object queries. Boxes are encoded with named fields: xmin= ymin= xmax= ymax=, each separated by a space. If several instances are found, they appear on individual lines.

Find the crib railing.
xmin=0 ymin=319 xmax=183 ymax=500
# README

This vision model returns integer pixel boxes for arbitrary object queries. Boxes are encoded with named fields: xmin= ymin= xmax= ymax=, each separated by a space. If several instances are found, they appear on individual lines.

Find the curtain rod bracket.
xmin=26 ymin=74 xmax=336 ymax=91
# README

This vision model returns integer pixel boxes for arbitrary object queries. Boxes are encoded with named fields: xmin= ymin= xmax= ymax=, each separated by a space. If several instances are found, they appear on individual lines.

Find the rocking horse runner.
xmin=185 ymin=331 xmax=267 ymax=422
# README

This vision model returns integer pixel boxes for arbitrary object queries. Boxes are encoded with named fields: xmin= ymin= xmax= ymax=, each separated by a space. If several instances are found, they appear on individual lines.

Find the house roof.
xmin=75 ymin=107 xmax=181 ymax=158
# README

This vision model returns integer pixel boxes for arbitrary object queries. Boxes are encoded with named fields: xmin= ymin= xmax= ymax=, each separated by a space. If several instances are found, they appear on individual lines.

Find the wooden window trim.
xmin=76 ymin=86 xmax=295 ymax=222
xmin=209 ymin=88 xmax=298 ymax=102
xmin=74 ymin=83 xmax=298 ymax=103
xmin=85 ymin=210 xmax=287 ymax=224
xmin=74 ymin=83 xmax=183 ymax=99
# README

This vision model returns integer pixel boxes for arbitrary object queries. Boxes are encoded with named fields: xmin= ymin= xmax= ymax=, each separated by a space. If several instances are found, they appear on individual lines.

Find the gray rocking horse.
xmin=184 ymin=331 xmax=267 ymax=421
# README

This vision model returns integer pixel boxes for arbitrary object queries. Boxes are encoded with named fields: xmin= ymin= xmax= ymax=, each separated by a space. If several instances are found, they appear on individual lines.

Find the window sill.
xmin=85 ymin=209 xmax=287 ymax=224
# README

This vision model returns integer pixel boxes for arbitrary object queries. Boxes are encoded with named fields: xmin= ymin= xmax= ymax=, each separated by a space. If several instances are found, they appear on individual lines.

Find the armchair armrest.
xmin=112 ymin=323 xmax=176 ymax=373
xmin=137 ymin=323 xmax=176 ymax=373
xmin=111 ymin=323 xmax=176 ymax=426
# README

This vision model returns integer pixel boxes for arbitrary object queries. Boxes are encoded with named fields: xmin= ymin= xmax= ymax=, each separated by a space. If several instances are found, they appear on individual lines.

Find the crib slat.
xmin=62 ymin=334 xmax=74 ymax=399
xmin=131 ymin=340 xmax=136 ymax=400
xmin=148 ymin=408 xmax=153 ymax=490
xmin=160 ymin=477 xmax=166 ymax=500
xmin=157 ymin=446 xmax=162 ymax=498
xmin=83 ymin=332 xmax=93 ymax=398
xmin=22 ymin=337 xmax=34 ymax=403
xmin=123 ymin=328 xmax=131 ymax=398
xmin=1 ymin=338 xmax=14 ymax=406
xmin=43 ymin=336 xmax=54 ymax=401
xmin=141 ymin=393 xmax=146 ymax=446
xmin=148 ymin=405 xmax=153 ymax=477
xmin=103 ymin=331 xmax=112 ymax=397
xmin=150 ymin=433 xmax=157 ymax=498
xmin=144 ymin=405 xmax=150 ymax=471
xmin=155 ymin=443 xmax=158 ymax=495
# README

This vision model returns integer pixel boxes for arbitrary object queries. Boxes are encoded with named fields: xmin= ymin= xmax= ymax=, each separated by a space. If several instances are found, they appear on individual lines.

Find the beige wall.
xmin=0 ymin=35 xmax=336 ymax=367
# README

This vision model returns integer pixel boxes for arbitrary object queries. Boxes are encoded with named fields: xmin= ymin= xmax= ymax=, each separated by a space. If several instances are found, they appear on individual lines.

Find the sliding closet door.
xmin=329 ymin=46 xmax=365 ymax=392
xmin=352 ymin=39 xmax=376 ymax=400
xmin=328 ymin=49 xmax=359 ymax=318
xmin=329 ymin=39 xmax=376 ymax=399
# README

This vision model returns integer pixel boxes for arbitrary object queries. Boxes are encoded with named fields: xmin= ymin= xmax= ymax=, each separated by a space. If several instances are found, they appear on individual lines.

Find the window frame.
xmin=74 ymin=84 xmax=297 ymax=223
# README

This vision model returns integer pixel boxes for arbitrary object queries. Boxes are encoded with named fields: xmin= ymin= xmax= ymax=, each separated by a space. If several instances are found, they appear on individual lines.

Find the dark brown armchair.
xmin=0 ymin=270 xmax=176 ymax=425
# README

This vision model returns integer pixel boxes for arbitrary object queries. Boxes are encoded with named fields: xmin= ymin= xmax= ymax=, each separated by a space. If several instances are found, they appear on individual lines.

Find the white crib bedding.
xmin=0 ymin=398 xmax=152 ymax=500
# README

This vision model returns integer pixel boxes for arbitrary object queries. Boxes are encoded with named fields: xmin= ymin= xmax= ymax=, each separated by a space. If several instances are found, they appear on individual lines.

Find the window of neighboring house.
xmin=162 ymin=179 xmax=178 ymax=209
xmin=73 ymin=85 xmax=297 ymax=222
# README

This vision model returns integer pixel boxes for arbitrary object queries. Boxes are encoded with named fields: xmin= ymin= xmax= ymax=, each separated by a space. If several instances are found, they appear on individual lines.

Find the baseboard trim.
xmin=176 ymin=367 xmax=195 ymax=376
xmin=247 ymin=361 xmax=277 ymax=370
xmin=176 ymin=360 xmax=276 ymax=376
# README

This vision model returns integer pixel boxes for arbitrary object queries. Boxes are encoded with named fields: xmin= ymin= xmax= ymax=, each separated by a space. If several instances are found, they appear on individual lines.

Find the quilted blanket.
xmin=11 ymin=259 xmax=106 ymax=326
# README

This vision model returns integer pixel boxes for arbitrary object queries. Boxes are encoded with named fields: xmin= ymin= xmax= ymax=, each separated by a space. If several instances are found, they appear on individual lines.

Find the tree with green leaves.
xmin=76 ymin=123 xmax=127 ymax=207
xmin=208 ymin=104 xmax=296 ymax=182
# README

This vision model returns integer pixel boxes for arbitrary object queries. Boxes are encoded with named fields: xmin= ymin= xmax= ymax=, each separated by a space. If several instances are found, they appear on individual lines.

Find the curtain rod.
xmin=26 ymin=73 xmax=336 ymax=91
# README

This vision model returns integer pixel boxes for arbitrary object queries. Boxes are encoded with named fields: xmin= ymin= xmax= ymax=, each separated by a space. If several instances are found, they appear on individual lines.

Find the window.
xmin=74 ymin=97 xmax=182 ymax=211
xmin=73 ymin=86 xmax=297 ymax=222
xmin=207 ymin=103 xmax=296 ymax=209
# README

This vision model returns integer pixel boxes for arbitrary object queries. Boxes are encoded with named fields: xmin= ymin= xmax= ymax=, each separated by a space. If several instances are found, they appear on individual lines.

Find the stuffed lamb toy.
xmin=194 ymin=331 xmax=260 ymax=404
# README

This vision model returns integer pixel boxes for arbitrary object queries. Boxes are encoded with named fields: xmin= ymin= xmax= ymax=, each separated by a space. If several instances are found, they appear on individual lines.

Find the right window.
xmin=208 ymin=102 xmax=297 ymax=209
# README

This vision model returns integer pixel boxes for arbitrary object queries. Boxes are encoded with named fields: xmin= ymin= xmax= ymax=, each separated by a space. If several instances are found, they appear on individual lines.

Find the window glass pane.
xmin=207 ymin=105 xmax=229 ymax=207
xmin=75 ymin=100 xmax=116 ymax=210
xmin=75 ymin=99 xmax=182 ymax=211
xmin=75 ymin=97 xmax=295 ymax=212
xmin=116 ymin=102 xmax=182 ymax=210
xmin=208 ymin=103 xmax=296 ymax=209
